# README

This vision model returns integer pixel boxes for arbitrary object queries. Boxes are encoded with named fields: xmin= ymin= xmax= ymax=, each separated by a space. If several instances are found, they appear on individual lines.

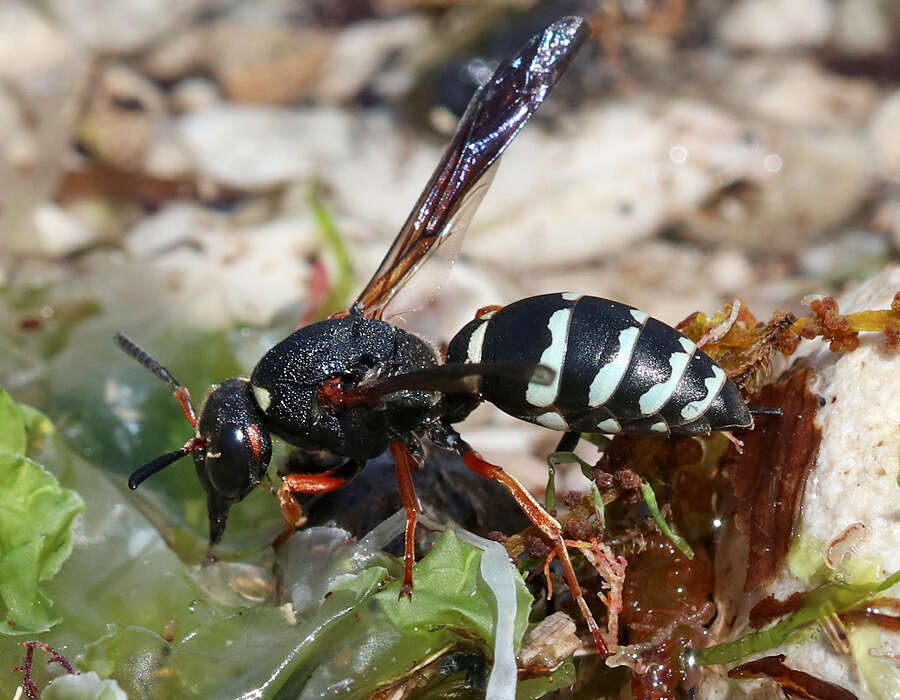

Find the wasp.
xmin=116 ymin=16 xmax=757 ymax=655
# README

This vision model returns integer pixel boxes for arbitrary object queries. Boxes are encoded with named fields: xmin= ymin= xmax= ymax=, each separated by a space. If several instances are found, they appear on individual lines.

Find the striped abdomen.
xmin=445 ymin=293 xmax=752 ymax=436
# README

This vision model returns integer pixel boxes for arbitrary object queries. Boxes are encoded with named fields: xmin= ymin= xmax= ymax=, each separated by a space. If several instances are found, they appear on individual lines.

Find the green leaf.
xmin=788 ymin=532 xmax=883 ymax=587
xmin=849 ymin=625 xmax=900 ymax=699
xmin=640 ymin=480 xmax=694 ymax=560
xmin=43 ymin=672 xmax=128 ymax=700
xmin=545 ymin=451 xmax=594 ymax=511
xmin=0 ymin=391 xmax=84 ymax=635
xmin=376 ymin=529 xmax=533 ymax=653
xmin=693 ymin=568 xmax=900 ymax=665
xmin=516 ymin=657 xmax=577 ymax=699
xmin=0 ymin=389 xmax=26 ymax=455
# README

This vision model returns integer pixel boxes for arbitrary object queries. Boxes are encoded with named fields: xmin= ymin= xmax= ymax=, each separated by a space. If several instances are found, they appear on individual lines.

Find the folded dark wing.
xmin=352 ymin=16 xmax=589 ymax=319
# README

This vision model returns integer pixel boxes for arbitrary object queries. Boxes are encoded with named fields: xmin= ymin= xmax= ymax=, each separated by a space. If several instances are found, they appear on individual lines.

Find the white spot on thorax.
xmin=561 ymin=292 xmax=580 ymax=301
xmin=252 ymin=385 xmax=271 ymax=411
xmin=526 ymin=308 xmax=572 ymax=408
xmin=650 ymin=420 xmax=669 ymax=433
xmin=638 ymin=336 xmax=696 ymax=415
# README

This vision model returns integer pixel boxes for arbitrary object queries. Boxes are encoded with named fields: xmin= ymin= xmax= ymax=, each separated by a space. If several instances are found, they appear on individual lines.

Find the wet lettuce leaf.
xmin=376 ymin=528 xmax=532 ymax=653
xmin=516 ymin=658 xmax=577 ymax=699
xmin=0 ymin=390 xmax=84 ymax=636
xmin=43 ymin=671 xmax=127 ymax=700
xmin=0 ymin=447 xmax=536 ymax=699
xmin=1 ymin=320 xmax=546 ymax=698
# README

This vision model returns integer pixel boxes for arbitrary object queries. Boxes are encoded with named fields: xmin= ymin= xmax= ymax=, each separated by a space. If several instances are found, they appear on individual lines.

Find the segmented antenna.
xmin=114 ymin=332 xmax=180 ymax=392
xmin=115 ymin=331 xmax=209 ymax=489
xmin=128 ymin=447 xmax=190 ymax=489
xmin=114 ymin=332 xmax=198 ymax=428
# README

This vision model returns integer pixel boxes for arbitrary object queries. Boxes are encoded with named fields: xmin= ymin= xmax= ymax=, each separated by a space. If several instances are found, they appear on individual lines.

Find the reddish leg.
xmin=722 ymin=430 xmax=745 ymax=454
xmin=543 ymin=548 xmax=557 ymax=599
xmin=460 ymin=447 xmax=609 ymax=656
xmin=272 ymin=471 xmax=348 ymax=548
xmin=173 ymin=386 xmax=198 ymax=428
xmin=390 ymin=441 xmax=422 ymax=599
xmin=475 ymin=304 xmax=503 ymax=319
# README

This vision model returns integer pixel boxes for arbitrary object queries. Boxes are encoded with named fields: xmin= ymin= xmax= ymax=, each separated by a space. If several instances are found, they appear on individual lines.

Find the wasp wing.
xmin=343 ymin=363 xmax=555 ymax=405
xmin=352 ymin=16 xmax=589 ymax=319
xmin=378 ymin=160 xmax=499 ymax=327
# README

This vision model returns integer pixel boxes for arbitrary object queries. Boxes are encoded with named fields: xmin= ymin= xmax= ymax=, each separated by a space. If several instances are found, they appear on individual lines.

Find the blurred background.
xmin=1 ymin=0 xmax=900 ymax=497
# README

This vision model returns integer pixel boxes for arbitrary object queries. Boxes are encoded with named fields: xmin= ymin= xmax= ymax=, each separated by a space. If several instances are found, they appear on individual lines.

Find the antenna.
xmin=115 ymin=332 xmax=198 ymax=428
xmin=128 ymin=447 xmax=190 ymax=489
xmin=115 ymin=333 xmax=206 ymax=488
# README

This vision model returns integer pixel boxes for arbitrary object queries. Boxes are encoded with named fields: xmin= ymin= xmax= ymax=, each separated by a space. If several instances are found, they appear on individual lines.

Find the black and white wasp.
xmin=446 ymin=294 xmax=752 ymax=438
xmin=116 ymin=16 xmax=755 ymax=655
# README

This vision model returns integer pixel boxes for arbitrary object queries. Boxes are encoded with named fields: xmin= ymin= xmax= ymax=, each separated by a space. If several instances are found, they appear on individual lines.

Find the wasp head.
xmin=115 ymin=334 xmax=272 ymax=551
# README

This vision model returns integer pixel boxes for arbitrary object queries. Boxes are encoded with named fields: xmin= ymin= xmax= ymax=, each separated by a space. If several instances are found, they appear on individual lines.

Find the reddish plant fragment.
xmin=723 ymin=365 xmax=822 ymax=591
xmin=749 ymin=591 xmax=806 ymax=629
xmin=567 ymin=537 xmax=628 ymax=648
xmin=678 ymin=294 xmax=900 ymax=394
xmin=884 ymin=324 xmax=900 ymax=350
xmin=12 ymin=642 xmax=39 ymax=700
xmin=677 ymin=301 xmax=796 ymax=393
xmin=56 ymin=163 xmax=241 ymax=205
xmin=840 ymin=598 xmax=900 ymax=631
xmin=728 ymin=654 xmax=858 ymax=699
xmin=612 ymin=633 xmax=710 ymax=700
xmin=592 ymin=435 xmax=686 ymax=501
xmin=792 ymin=294 xmax=900 ymax=353
xmin=298 ymin=255 xmax=331 ymax=326
xmin=12 ymin=641 xmax=77 ymax=700
xmin=615 ymin=534 xmax=714 ymax=699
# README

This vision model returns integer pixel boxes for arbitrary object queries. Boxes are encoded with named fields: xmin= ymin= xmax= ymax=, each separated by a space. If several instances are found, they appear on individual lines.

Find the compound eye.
xmin=205 ymin=422 xmax=271 ymax=500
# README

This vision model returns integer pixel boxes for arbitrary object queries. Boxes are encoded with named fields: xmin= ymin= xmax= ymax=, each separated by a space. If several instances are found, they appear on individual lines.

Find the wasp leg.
xmin=389 ymin=440 xmax=422 ymax=600
xmin=722 ymin=430 xmax=745 ymax=454
xmin=272 ymin=470 xmax=350 ymax=548
xmin=428 ymin=422 xmax=608 ymax=655
xmin=457 ymin=447 xmax=608 ymax=655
